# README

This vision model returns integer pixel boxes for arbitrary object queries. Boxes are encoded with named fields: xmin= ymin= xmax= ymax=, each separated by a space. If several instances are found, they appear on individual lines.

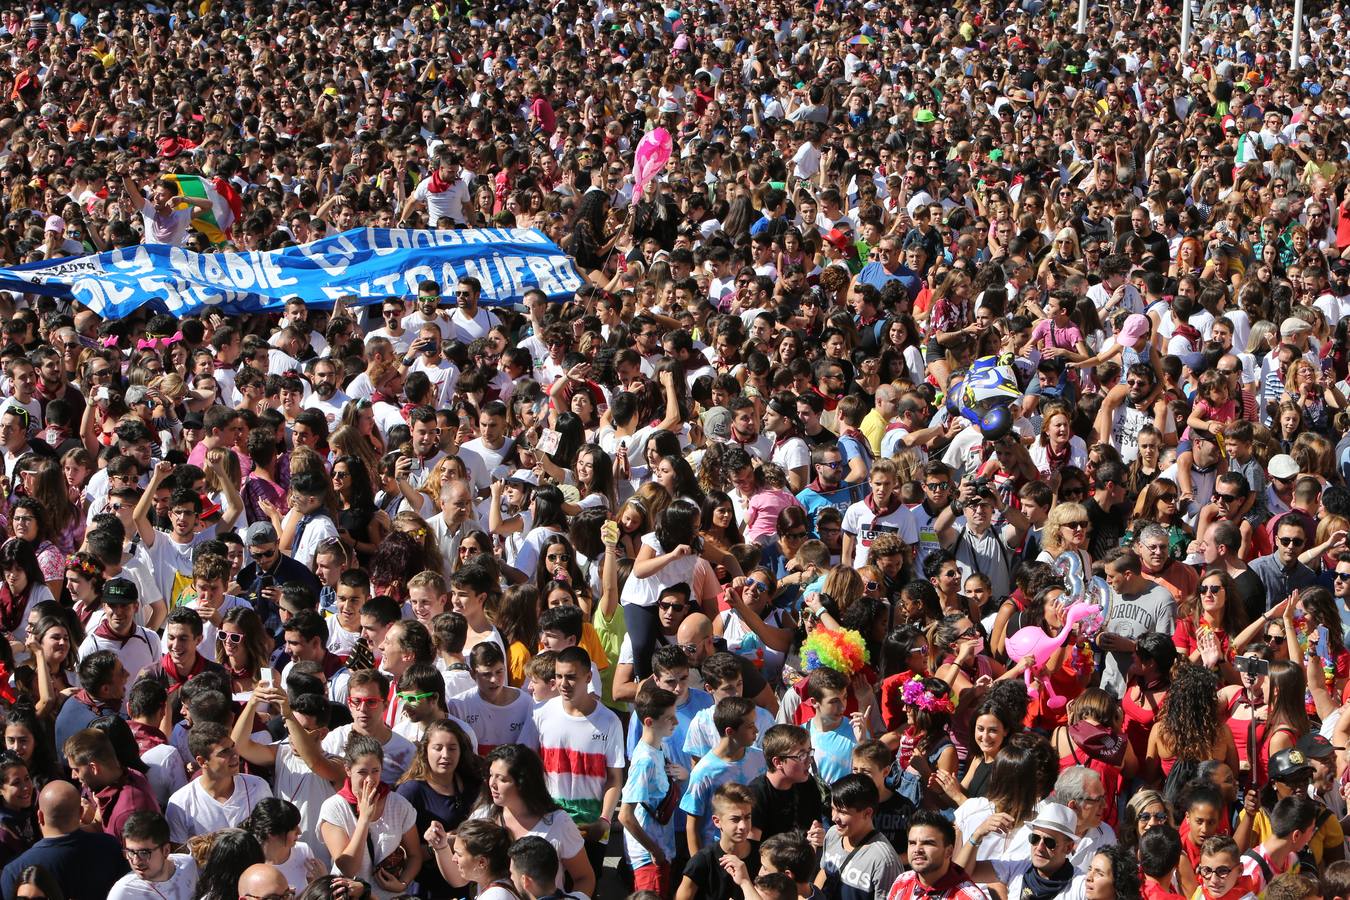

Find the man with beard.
xmin=885 ymin=809 xmax=986 ymax=899
xmin=795 ymin=445 xmax=863 ymax=534
xmin=962 ymin=803 xmax=1082 ymax=899
xmin=719 ymin=395 xmax=772 ymax=462
xmin=402 ymin=279 xmax=456 ymax=340
xmin=451 ymin=275 xmax=500 ymax=343
xmin=302 ymin=357 xmax=349 ymax=431
xmin=1094 ymin=362 xmax=1173 ymax=464
xmin=32 ymin=346 xmax=84 ymax=424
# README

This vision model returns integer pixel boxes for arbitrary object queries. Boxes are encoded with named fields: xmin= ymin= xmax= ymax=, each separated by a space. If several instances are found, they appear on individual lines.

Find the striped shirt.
xmin=520 ymin=697 xmax=625 ymax=823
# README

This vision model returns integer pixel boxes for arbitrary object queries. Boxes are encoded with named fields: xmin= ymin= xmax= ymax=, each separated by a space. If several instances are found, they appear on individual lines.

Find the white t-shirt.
xmin=469 ymin=807 xmax=584 ymax=889
xmin=619 ymin=531 xmax=701 ymax=609
xmin=449 ymin=687 xmax=534 ymax=753
xmin=450 ymin=307 xmax=501 ymax=344
xmin=318 ymin=790 xmax=418 ymax=900
xmin=165 ymin=773 xmax=273 ymax=844
xmin=275 ymin=840 xmax=319 ymax=891
xmin=303 ymin=390 xmax=351 ymax=432
xmin=293 ymin=514 xmax=339 ymax=570
xmin=321 ymin=726 xmax=416 ymax=784
xmin=1028 ymin=436 xmax=1089 ymax=476
xmin=459 ymin=437 xmax=513 ymax=495
xmin=411 ymin=176 xmax=470 ymax=225
xmin=275 ymin=741 xmax=340 ymax=865
xmin=108 ymin=853 xmax=199 ymax=900
xmin=770 ymin=435 xmax=810 ymax=474
xmin=79 ymin=626 xmax=162 ymax=683
xmin=841 ymin=499 xmax=919 ymax=568
xmin=141 ymin=742 xmax=189 ymax=808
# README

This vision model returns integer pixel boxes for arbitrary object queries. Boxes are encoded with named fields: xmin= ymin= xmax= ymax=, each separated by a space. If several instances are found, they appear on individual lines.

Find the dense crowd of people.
xmin=6 ymin=0 xmax=1350 ymax=896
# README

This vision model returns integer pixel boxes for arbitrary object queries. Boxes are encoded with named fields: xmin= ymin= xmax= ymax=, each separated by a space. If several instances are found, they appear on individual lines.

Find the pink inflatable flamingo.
xmin=1004 ymin=602 xmax=1102 ymax=709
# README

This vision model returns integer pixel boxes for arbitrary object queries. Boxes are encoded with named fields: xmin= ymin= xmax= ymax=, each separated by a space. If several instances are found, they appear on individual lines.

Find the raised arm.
xmin=133 ymin=460 xmax=177 ymax=548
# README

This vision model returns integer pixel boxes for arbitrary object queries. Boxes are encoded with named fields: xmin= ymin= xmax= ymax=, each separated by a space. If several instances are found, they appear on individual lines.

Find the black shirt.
xmin=682 ymin=840 xmax=761 ymax=900
xmin=873 ymin=792 xmax=915 ymax=856
xmin=748 ymin=773 xmax=823 ymax=841
xmin=803 ymin=426 xmax=839 ymax=449
xmin=1232 ymin=567 xmax=1268 ymax=625
xmin=1084 ymin=496 xmax=1126 ymax=560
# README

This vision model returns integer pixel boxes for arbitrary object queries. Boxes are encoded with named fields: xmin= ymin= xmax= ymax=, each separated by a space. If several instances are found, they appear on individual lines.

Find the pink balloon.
xmin=632 ymin=128 xmax=672 ymax=200
xmin=1004 ymin=602 xmax=1101 ymax=710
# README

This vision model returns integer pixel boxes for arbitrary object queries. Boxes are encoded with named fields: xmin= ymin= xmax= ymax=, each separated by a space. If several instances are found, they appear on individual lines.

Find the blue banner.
xmin=0 ymin=227 xmax=584 ymax=318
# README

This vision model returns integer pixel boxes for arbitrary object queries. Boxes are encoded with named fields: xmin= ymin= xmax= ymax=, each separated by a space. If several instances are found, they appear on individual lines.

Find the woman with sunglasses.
xmin=1051 ymin=466 xmax=1090 ymax=507
xmin=1173 ymin=570 xmax=1247 ymax=677
xmin=217 ymin=608 xmax=270 ymax=730
xmin=1037 ymin=501 xmax=1094 ymax=581
xmin=396 ymin=719 xmax=482 ymax=900
xmin=715 ymin=568 xmax=791 ymax=688
xmin=331 ymin=455 xmax=387 ymax=567
xmin=1118 ymin=790 xmax=1173 ymax=859
xmin=1123 ymin=479 xmax=1191 ymax=561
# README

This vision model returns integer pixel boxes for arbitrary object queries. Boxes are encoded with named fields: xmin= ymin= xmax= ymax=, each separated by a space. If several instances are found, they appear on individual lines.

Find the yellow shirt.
xmin=1243 ymin=805 xmax=1343 ymax=865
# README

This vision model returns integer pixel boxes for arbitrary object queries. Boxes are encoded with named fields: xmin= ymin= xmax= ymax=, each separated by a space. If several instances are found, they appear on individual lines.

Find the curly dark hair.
xmin=1095 ymin=842 xmax=1142 ymax=899
xmin=1158 ymin=664 xmax=1223 ymax=763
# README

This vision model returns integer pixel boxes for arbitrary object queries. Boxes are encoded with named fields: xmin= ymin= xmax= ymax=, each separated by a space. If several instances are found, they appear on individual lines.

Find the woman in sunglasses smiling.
xmin=716 ymin=568 xmax=792 ymax=688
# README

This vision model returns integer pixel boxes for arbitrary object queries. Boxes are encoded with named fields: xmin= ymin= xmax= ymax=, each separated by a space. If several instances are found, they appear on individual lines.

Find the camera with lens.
xmin=969 ymin=477 xmax=995 ymax=499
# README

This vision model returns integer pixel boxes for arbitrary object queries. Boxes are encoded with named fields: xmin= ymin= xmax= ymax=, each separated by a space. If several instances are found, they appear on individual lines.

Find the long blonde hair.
xmin=1041 ymin=501 xmax=1088 ymax=556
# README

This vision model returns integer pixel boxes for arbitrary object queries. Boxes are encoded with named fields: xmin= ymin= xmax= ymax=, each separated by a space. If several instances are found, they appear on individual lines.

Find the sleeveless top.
xmin=1122 ymin=684 xmax=1163 ymax=763
xmin=1224 ymin=690 xmax=1268 ymax=788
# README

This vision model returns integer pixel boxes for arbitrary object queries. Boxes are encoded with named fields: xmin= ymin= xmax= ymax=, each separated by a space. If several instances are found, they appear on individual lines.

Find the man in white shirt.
xmin=400 ymin=150 xmax=474 ymax=226
xmin=450 ymin=276 xmax=501 ymax=344
xmin=367 ymin=299 xmax=414 ymax=355
xmin=78 ymin=578 xmax=161 ymax=686
xmin=109 ymin=810 xmax=198 ymax=900
xmin=406 ymin=324 xmax=461 ymax=408
xmin=320 ymin=671 xmax=416 ymax=784
xmin=301 ymin=358 xmax=350 ymax=432
xmin=459 ymin=400 xmax=514 ymax=495
xmin=401 ymin=280 xmax=456 ymax=341
xmin=165 ymin=722 xmax=272 ymax=844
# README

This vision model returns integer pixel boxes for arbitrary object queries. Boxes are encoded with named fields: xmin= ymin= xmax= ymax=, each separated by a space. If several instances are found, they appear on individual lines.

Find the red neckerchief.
xmin=94 ymin=618 xmax=137 ymax=647
xmin=0 ymin=584 xmax=29 ymax=635
xmin=337 ymin=777 xmax=391 ymax=805
xmin=1173 ymin=321 xmax=1202 ymax=351
xmin=73 ymin=600 xmax=101 ymax=630
xmin=128 ymin=720 xmax=168 ymax=755
xmin=1044 ymin=440 xmax=1071 ymax=470
xmin=322 ymin=652 xmax=348 ymax=679
xmin=427 ymin=168 xmax=455 ymax=193
xmin=160 ymin=652 xmax=206 ymax=691
xmin=729 ymin=428 xmax=759 ymax=446
xmin=213 ymin=360 xmax=234 ymax=370
xmin=772 ymin=428 xmax=799 ymax=451
xmin=810 ymin=386 xmax=840 ymax=411
xmin=371 ymin=390 xmax=397 ymax=405
xmin=864 ymin=490 xmax=901 ymax=517
xmin=1197 ymin=871 xmax=1261 ymax=900
xmin=223 ymin=661 xmax=251 ymax=680
xmin=807 ymin=476 xmax=840 ymax=493
xmin=898 ymin=863 xmax=978 ymax=899
xmin=70 ymin=688 xmax=117 ymax=719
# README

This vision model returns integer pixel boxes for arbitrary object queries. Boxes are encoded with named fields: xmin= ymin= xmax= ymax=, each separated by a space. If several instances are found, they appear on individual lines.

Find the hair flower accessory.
xmin=900 ymin=677 xmax=955 ymax=714
xmin=801 ymin=626 xmax=869 ymax=678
